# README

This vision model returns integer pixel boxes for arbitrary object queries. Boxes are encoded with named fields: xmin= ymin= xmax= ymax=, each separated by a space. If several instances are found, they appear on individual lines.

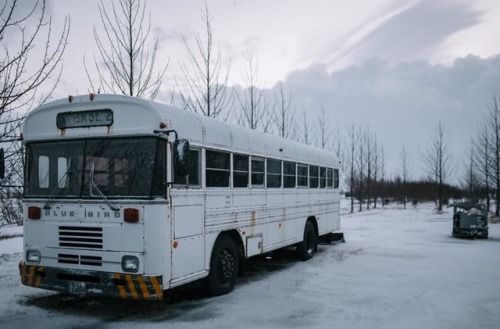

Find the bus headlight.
xmin=121 ymin=256 xmax=139 ymax=273
xmin=26 ymin=250 xmax=41 ymax=264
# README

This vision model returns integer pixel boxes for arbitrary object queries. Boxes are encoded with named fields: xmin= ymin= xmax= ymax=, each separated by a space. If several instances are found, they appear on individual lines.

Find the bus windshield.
xmin=25 ymin=137 xmax=166 ymax=199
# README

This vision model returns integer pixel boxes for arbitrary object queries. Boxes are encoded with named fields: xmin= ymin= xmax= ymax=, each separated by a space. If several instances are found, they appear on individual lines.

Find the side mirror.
xmin=174 ymin=139 xmax=190 ymax=177
xmin=0 ymin=148 xmax=4 ymax=179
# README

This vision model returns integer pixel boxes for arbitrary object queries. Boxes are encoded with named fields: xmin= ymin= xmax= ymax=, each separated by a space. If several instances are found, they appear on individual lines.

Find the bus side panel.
xmin=143 ymin=204 xmax=171 ymax=282
xmin=170 ymin=190 xmax=206 ymax=283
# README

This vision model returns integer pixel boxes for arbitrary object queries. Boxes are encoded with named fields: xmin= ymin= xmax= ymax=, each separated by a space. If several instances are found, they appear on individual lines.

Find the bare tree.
xmin=178 ymin=3 xmax=231 ymax=118
xmin=485 ymin=97 xmax=500 ymax=217
xmin=1 ymin=0 xmax=69 ymax=116
xmin=476 ymin=121 xmax=491 ymax=212
xmin=346 ymin=124 xmax=358 ymax=213
xmin=317 ymin=105 xmax=330 ymax=150
xmin=358 ymin=128 xmax=383 ymax=210
xmin=274 ymin=82 xmax=295 ymax=139
xmin=332 ymin=124 xmax=344 ymax=182
xmin=1 ymin=0 xmax=69 ymax=225
xmin=424 ymin=121 xmax=452 ymax=213
xmin=378 ymin=147 xmax=386 ymax=208
xmin=300 ymin=108 xmax=313 ymax=145
xmin=364 ymin=128 xmax=374 ymax=210
xmin=462 ymin=140 xmax=479 ymax=202
xmin=84 ymin=0 xmax=167 ymax=99
xmin=400 ymin=144 xmax=410 ymax=208
xmin=332 ymin=126 xmax=343 ymax=161
xmin=236 ymin=50 xmax=269 ymax=130
xmin=357 ymin=126 xmax=366 ymax=212
xmin=372 ymin=136 xmax=383 ymax=208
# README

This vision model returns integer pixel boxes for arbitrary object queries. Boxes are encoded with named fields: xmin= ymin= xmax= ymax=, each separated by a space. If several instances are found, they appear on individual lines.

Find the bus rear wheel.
xmin=204 ymin=234 xmax=239 ymax=296
xmin=297 ymin=221 xmax=317 ymax=261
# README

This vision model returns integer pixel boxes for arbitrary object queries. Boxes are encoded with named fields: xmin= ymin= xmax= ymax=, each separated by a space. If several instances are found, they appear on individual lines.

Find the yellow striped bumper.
xmin=19 ymin=262 xmax=163 ymax=300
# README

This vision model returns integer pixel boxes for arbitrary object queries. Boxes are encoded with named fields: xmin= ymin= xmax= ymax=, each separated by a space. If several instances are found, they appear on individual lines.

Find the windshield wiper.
xmin=44 ymin=157 xmax=72 ymax=210
xmin=89 ymin=162 xmax=119 ymax=212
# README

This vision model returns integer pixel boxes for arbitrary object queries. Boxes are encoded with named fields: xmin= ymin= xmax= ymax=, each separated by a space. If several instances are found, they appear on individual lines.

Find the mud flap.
xmin=318 ymin=232 xmax=345 ymax=244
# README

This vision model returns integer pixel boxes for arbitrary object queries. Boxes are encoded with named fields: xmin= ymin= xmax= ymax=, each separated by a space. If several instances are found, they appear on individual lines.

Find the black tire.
xmin=297 ymin=221 xmax=317 ymax=261
xmin=204 ymin=234 xmax=239 ymax=296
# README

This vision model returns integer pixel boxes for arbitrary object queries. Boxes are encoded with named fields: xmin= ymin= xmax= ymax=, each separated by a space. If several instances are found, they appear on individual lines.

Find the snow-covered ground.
xmin=1 ymin=202 xmax=499 ymax=329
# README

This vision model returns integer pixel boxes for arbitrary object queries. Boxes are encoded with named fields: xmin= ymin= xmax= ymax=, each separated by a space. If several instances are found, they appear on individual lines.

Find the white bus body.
xmin=19 ymin=94 xmax=340 ymax=300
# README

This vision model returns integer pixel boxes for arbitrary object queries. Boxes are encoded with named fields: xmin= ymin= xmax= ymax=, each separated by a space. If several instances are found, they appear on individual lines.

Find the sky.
xmin=46 ymin=0 xmax=500 ymax=89
xmin=8 ymin=0 xmax=500 ymax=183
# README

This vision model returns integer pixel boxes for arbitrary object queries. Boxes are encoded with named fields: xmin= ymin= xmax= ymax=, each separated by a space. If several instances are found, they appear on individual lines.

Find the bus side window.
xmin=327 ymin=168 xmax=333 ymax=188
xmin=297 ymin=164 xmax=308 ymax=187
xmin=251 ymin=157 xmax=264 ymax=187
xmin=206 ymin=150 xmax=230 ymax=187
xmin=233 ymin=154 xmax=249 ymax=188
xmin=267 ymin=159 xmax=281 ymax=188
xmin=283 ymin=161 xmax=296 ymax=188
xmin=188 ymin=150 xmax=200 ymax=186
xmin=174 ymin=139 xmax=190 ymax=176
xmin=309 ymin=165 xmax=319 ymax=188
xmin=320 ymin=167 xmax=327 ymax=188
xmin=174 ymin=149 xmax=200 ymax=186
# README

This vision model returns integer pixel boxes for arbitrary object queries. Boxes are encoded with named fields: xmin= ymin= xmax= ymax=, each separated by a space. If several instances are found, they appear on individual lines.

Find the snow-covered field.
xmin=1 ymin=202 xmax=499 ymax=329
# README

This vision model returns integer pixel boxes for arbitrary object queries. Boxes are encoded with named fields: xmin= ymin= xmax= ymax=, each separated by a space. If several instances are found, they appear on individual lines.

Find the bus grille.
xmin=58 ymin=254 xmax=103 ymax=267
xmin=59 ymin=226 xmax=103 ymax=249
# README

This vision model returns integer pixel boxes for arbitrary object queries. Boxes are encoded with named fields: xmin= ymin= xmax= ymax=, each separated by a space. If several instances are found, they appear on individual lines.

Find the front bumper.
xmin=19 ymin=262 xmax=164 ymax=300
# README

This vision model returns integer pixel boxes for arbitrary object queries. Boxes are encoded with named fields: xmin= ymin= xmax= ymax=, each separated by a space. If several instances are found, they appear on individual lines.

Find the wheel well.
xmin=219 ymin=230 xmax=245 ymax=276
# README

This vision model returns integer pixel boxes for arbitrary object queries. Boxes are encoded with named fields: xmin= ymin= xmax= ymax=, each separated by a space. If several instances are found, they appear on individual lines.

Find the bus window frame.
xmin=283 ymin=161 xmax=296 ymax=188
xmin=266 ymin=158 xmax=282 ymax=189
xmin=173 ymin=147 xmax=201 ymax=187
xmin=251 ymin=156 xmax=265 ymax=188
xmin=309 ymin=165 xmax=319 ymax=188
xmin=205 ymin=149 xmax=230 ymax=188
xmin=297 ymin=163 xmax=308 ymax=188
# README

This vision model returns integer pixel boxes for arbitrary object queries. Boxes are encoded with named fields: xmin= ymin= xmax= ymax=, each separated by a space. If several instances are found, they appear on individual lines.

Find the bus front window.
xmin=26 ymin=137 xmax=166 ymax=199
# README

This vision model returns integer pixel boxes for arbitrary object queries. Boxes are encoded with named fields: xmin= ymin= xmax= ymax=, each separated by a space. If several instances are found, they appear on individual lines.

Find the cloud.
xmin=326 ymin=0 xmax=483 ymax=71
xmin=279 ymin=55 xmax=500 ymax=180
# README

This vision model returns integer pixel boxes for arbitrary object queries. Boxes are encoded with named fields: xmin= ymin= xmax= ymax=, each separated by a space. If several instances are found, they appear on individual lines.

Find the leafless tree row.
xmin=344 ymin=125 xmax=385 ymax=213
xmin=465 ymin=97 xmax=500 ymax=217
xmin=236 ymin=50 xmax=268 ymax=130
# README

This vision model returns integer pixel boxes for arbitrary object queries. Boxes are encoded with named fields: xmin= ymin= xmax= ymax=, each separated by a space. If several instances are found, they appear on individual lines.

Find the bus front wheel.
xmin=204 ymin=234 xmax=239 ymax=296
xmin=297 ymin=221 xmax=317 ymax=261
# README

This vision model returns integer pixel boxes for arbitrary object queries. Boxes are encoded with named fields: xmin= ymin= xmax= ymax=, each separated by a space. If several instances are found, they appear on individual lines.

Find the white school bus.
xmin=18 ymin=94 xmax=341 ymax=300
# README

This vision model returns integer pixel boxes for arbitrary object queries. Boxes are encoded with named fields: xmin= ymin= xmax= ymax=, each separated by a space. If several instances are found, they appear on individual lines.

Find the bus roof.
xmin=23 ymin=94 xmax=339 ymax=167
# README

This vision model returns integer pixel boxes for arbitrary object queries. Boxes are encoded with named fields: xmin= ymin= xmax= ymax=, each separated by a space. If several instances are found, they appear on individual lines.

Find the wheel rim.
xmin=218 ymin=249 xmax=235 ymax=283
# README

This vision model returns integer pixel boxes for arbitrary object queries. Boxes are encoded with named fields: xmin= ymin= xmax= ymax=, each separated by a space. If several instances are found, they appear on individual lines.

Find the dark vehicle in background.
xmin=451 ymin=203 xmax=488 ymax=239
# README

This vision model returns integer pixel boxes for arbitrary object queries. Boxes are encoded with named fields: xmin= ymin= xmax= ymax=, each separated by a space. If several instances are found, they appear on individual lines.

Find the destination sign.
xmin=56 ymin=109 xmax=113 ymax=129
